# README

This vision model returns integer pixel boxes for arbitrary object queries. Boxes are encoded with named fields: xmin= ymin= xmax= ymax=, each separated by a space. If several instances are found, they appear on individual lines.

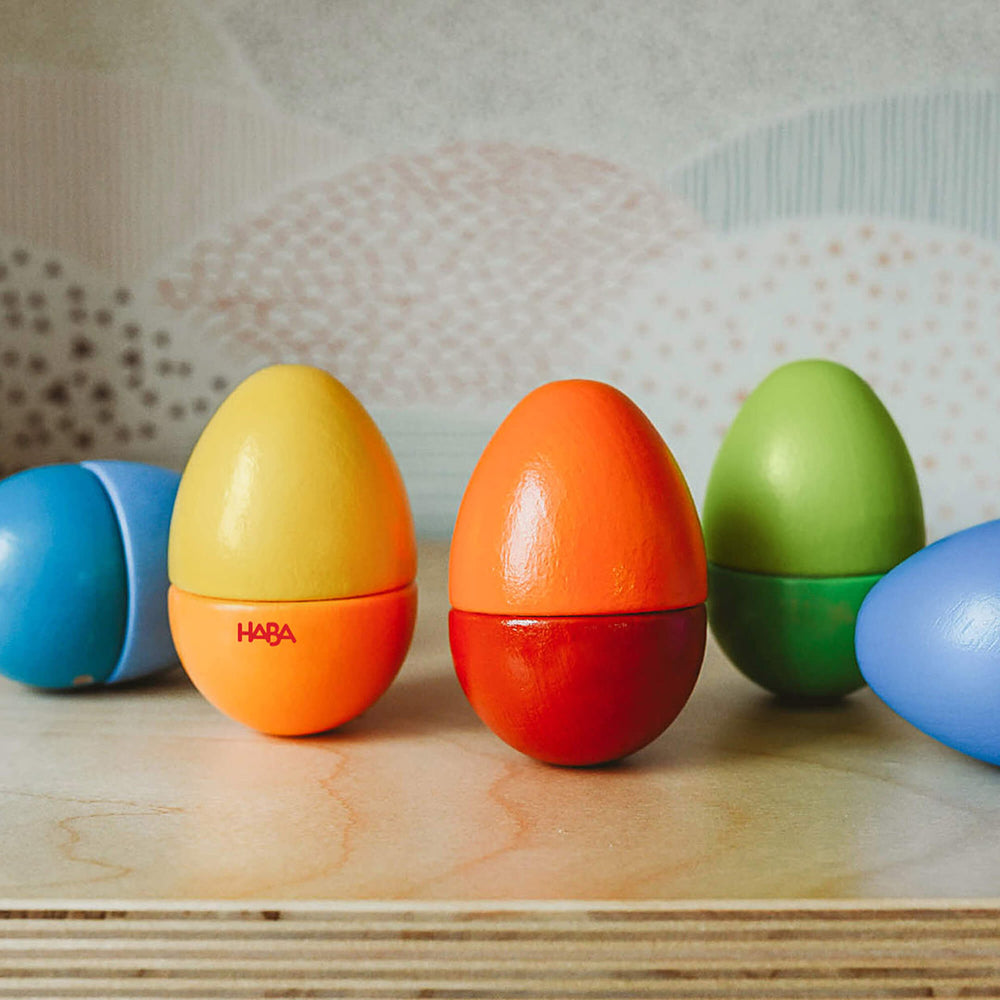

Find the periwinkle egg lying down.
xmin=856 ymin=519 xmax=1000 ymax=766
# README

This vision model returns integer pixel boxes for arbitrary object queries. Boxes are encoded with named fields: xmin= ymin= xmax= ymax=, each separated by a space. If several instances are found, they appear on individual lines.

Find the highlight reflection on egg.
xmin=449 ymin=380 xmax=707 ymax=766
xmin=0 ymin=461 xmax=179 ymax=689
xmin=856 ymin=519 xmax=1000 ymax=765
xmin=703 ymin=359 xmax=925 ymax=699
xmin=167 ymin=364 xmax=417 ymax=735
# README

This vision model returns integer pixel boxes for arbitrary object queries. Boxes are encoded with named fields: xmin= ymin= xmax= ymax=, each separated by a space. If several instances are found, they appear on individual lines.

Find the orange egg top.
xmin=449 ymin=380 xmax=706 ymax=616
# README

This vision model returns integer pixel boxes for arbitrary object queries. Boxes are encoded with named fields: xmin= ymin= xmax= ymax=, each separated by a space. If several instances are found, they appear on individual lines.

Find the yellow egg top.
xmin=168 ymin=365 xmax=416 ymax=601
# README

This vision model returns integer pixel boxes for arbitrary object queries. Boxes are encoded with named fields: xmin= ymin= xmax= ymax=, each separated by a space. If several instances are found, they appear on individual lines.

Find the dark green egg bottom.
xmin=707 ymin=563 xmax=884 ymax=700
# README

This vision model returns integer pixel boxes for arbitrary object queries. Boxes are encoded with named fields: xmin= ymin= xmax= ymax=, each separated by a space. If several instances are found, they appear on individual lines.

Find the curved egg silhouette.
xmin=449 ymin=379 xmax=707 ymax=766
xmin=856 ymin=519 xmax=1000 ymax=765
xmin=0 ymin=461 xmax=180 ymax=689
xmin=703 ymin=359 xmax=925 ymax=699
xmin=167 ymin=364 xmax=417 ymax=735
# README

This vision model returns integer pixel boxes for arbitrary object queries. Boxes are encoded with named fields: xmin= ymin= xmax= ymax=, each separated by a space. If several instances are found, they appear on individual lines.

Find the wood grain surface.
xmin=2 ymin=901 xmax=1000 ymax=998
xmin=1 ymin=541 xmax=999 ymax=995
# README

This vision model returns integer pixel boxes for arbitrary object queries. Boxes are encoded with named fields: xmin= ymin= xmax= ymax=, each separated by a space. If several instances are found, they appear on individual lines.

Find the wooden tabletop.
xmin=2 ymin=540 xmax=999 ymax=997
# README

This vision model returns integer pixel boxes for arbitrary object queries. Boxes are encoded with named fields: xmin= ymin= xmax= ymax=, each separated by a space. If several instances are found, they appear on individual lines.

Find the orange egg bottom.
xmin=168 ymin=583 xmax=417 ymax=736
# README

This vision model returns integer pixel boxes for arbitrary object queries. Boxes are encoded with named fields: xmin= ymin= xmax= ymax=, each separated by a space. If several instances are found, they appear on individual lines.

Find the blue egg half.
xmin=855 ymin=519 xmax=1000 ymax=765
xmin=0 ymin=461 xmax=181 ymax=689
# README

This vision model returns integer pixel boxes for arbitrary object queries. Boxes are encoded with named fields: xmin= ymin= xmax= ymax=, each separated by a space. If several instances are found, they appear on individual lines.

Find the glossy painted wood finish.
xmin=449 ymin=380 xmax=706 ymax=616
xmin=703 ymin=360 xmax=925 ymax=577
xmin=450 ymin=606 xmax=705 ymax=765
xmin=168 ymin=583 xmax=417 ymax=736
xmin=168 ymin=365 xmax=416 ymax=602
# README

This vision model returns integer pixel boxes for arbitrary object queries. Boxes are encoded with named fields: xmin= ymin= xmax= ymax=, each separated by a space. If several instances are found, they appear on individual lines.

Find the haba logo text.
xmin=237 ymin=622 xmax=297 ymax=646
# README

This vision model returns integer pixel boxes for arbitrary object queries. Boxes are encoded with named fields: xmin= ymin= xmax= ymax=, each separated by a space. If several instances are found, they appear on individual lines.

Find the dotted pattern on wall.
xmin=155 ymin=143 xmax=702 ymax=408
xmin=601 ymin=218 xmax=1000 ymax=541
xmin=0 ymin=240 xmax=230 ymax=476
xmin=2 ymin=68 xmax=1000 ymax=541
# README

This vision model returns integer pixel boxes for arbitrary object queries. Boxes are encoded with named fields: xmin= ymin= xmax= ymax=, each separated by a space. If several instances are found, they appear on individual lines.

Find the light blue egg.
xmin=855 ymin=519 xmax=1000 ymax=765
xmin=82 ymin=461 xmax=181 ymax=685
xmin=0 ymin=462 xmax=180 ymax=689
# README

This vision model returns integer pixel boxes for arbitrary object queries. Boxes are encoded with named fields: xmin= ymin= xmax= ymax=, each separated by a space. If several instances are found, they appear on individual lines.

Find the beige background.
xmin=2 ymin=15 xmax=1000 ymax=989
xmin=1 ymin=1 xmax=999 ymax=538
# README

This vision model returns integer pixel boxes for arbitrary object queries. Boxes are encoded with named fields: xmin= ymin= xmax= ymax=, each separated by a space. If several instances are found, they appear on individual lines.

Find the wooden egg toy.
xmin=856 ymin=519 xmax=1000 ymax=765
xmin=448 ymin=380 xmax=707 ymax=766
xmin=0 ymin=461 xmax=180 ymax=689
xmin=167 ymin=364 xmax=417 ymax=735
xmin=702 ymin=359 xmax=925 ymax=700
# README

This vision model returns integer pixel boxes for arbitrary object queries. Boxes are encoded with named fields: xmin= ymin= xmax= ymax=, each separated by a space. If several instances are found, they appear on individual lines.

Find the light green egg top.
xmin=703 ymin=359 xmax=925 ymax=577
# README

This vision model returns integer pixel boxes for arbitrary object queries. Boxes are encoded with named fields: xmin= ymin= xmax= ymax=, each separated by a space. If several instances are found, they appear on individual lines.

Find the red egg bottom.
xmin=449 ymin=606 xmax=706 ymax=766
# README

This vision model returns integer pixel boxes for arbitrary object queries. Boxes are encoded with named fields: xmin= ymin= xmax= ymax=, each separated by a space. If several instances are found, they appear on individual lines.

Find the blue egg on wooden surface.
xmin=855 ymin=519 xmax=1000 ymax=765
xmin=0 ymin=461 xmax=180 ymax=689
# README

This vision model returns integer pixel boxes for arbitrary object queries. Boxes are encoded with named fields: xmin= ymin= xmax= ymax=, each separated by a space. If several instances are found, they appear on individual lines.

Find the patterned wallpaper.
xmin=1 ymin=1 xmax=998 ymax=537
